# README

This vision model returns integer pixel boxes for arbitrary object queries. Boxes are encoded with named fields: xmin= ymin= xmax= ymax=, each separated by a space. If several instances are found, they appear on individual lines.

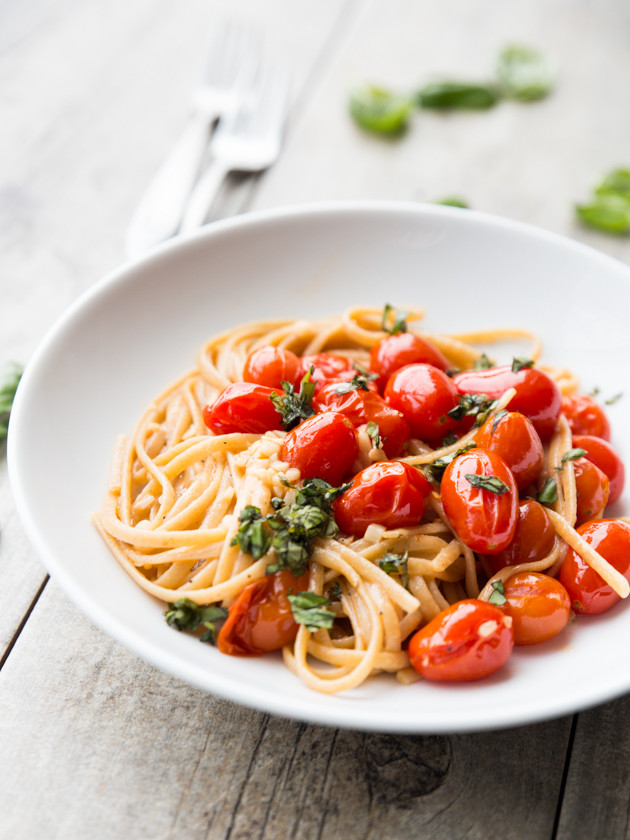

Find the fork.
xmin=178 ymin=65 xmax=289 ymax=233
xmin=125 ymin=21 xmax=259 ymax=260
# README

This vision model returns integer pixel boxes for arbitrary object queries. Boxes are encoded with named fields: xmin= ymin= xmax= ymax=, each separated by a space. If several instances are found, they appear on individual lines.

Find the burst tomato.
xmin=243 ymin=345 xmax=301 ymax=389
xmin=559 ymin=519 xmax=630 ymax=614
xmin=369 ymin=332 xmax=450 ymax=391
xmin=408 ymin=599 xmax=514 ymax=681
xmin=203 ymin=382 xmax=283 ymax=434
xmin=453 ymin=365 xmax=561 ymax=441
xmin=280 ymin=411 xmax=359 ymax=485
xmin=573 ymin=434 xmax=625 ymax=505
xmin=441 ymin=448 xmax=518 ymax=554
xmin=501 ymin=572 xmax=571 ymax=646
xmin=474 ymin=411 xmax=544 ymax=490
xmin=217 ymin=569 xmax=310 ymax=655
xmin=384 ymin=363 xmax=459 ymax=442
xmin=485 ymin=499 xmax=555 ymax=575
xmin=573 ymin=458 xmax=610 ymax=525
xmin=561 ymin=394 xmax=611 ymax=440
xmin=333 ymin=460 xmax=431 ymax=537
xmin=313 ymin=383 xmax=410 ymax=457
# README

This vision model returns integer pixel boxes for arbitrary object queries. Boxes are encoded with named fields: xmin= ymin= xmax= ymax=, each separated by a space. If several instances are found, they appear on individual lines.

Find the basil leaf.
xmin=288 ymin=592 xmax=334 ymax=631
xmin=349 ymin=85 xmax=413 ymax=135
xmin=561 ymin=447 xmax=587 ymax=464
xmin=379 ymin=550 xmax=409 ymax=589
xmin=448 ymin=392 xmax=497 ymax=426
xmin=464 ymin=473 xmax=509 ymax=494
xmin=0 ymin=362 xmax=23 ymax=441
xmin=473 ymin=353 xmax=494 ymax=370
xmin=496 ymin=45 xmax=553 ymax=102
xmin=382 ymin=303 xmax=408 ymax=335
xmin=334 ymin=372 xmax=373 ymax=394
xmin=435 ymin=196 xmax=469 ymax=209
xmin=366 ymin=420 xmax=381 ymax=449
xmin=491 ymin=409 xmax=508 ymax=433
xmin=512 ymin=356 xmax=534 ymax=373
xmin=595 ymin=168 xmax=630 ymax=199
xmin=605 ymin=393 xmax=623 ymax=405
xmin=165 ymin=599 xmax=228 ymax=632
xmin=231 ymin=506 xmax=272 ymax=559
xmin=576 ymin=194 xmax=630 ymax=234
xmin=488 ymin=580 xmax=507 ymax=606
xmin=270 ymin=367 xmax=316 ymax=430
xmin=417 ymin=81 xmax=500 ymax=110
xmin=423 ymin=442 xmax=477 ymax=485
xmin=537 ymin=477 xmax=558 ymax=504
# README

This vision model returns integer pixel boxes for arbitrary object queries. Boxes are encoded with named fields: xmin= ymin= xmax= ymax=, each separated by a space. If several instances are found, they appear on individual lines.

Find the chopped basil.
xmin=288 ymin=592 xmax=334 ymax=631
xmin=270 ymin=367 xmax=316 ymax=430
xmin=448 ymin=392 xmax=497 ymax=426
xmin=464 ymin=473 xmax=509 ymax=495
xmin=331 ymin=580 xmax=343 ymax=600
xmin=381 ymin=303 xmax=408 ymax=335
xmin=366 ymin=420 xmax=382 ymax=449
xmin=417 ymin=81 xmax=500 ymax=110
xmin=423 ymin=442 xmax=477 ymax=485
xmin=231 ymin=506 xmax=272 ymax=559
xmin=164 ymin=598 xmax=228 ymax=645
xmin=496 ymin=45 xmax=553 ymax=102
xmin=512 ymin=356 xmax=534 ymax=373
xmin=0 ymin=362 xmax=23 ymax=441
xmin=561 ymin=447 xmax=587 ymax=464
xmin=491 ymin=409 xmax=508 ymax=434
xmin=441 ymin=430 xmax=459 ymax=447
xmin=537 ymin=476 xmax=558 ymax=504
xmin=435 ymin=196 xmax=469 ymax=209
xmin=588 ymin=386 xmax=601 ymax=398
xmin=349 ymin=85 xmax=413 ymax=135
xmin=605 ymin=392 xmax=623 ymax=405
xmin=334 ymin=372 xmax=374 ymax=394
xmin=473 ymin=353 xmax=494 ymax=371
xmin=488 ymin=580 xmax=507 ymax=606
xmin=379 ymin=550 xmax=409 ymax=589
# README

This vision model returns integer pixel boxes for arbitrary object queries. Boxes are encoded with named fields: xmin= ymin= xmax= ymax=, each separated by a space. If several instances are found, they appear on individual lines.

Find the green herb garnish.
xmin=381 ymin=303 xmax=408 ymax=335
xmin=417 ymin=81 xmax=500 ymax=110
xmin=448 ymin=392 xmax=497 ymax=426
xmin=537 ymin=476 xmax=558 ymax=504
xmin=334 ymin=372 xmax=375 ymax=394
xmin=576 ymin=194 xmax=630 ymax=235
xmin=164 ymin=599 xmax=228 ymax=645
xmin=379 ymin=550 xmax=409 ymax=589
xmin=491 ymin=409 xmax=508 ymax=434
xmin=605 ymin=393 xmax=623 ymax=405
xmin=423 ymin=442 xmax=477 ymax=485
xmin=270 ymin=367 xmax=316 ymax=430
xmin=488 ymin=580 xmax=507 ymax=606
xmin=288 ymin=592 xmax=334 ymax=632
xmin=0 ymin=363 xmax=23 ymax=441
xmin=349 ymin=85 xmax=413 ymax=135
xmin=474 ymin=353 xmax=494 ymax=371
xmin=435 ymin=196 xmax=469 ymax=209
xmin=595 ymin=168 xmax=630 ymax=199
xmin=231 ymin=506 xmax=272 ymax=559
xmin=496 ymin=45 xmax=553 ymax=102
xmin=366 ymin=420 xmax=382 ymax=449
xmin=561 ymin=447 xmax=587 ymax=464
xmin=512 ymin=356 xmax=534 ymax=373
xmin=465 ymin=474 xmax=509 ymax=495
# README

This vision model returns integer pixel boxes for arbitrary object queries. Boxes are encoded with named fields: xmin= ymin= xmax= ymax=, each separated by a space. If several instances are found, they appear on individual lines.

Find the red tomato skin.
xmin=243 ymin=345 xmax=301 ymax=389
xmin=453 ymin=366 xmax=561 ymax=441
xmin=559 ymin=519 xmax=630 ymax=614
xmin=474 ymin=411 xmax=544 ymax=491
xmin=333 ymin=461 xmax=431 ymax=537
xmin=562 ymin=394 xmax=611 ymax=441
xmin=296 ymin=353 xmax=355 ymax=388
xmin=384 ymin=363 xmax=459 ymax=442
xmin=279 ymin=411 xmax=359 ymax=485
xmin=408 ymin=599 xmax=514 ymax=681
xmin=502 ymin=572 xmax=571 ymax=646
xmin=573 ymin=458 xmax=610 ymax=526
xmin=370 ymin=333 xmax=450 ymax=391
xmin=217 ymin=569 xmax=310 ymax=656
xmin=573 ymin=434 xmax=625 ymax=505
xmin=485 ymin=500 xmax=555 ymax=576
xmin=203 ymin=382 xmax=283 ymax=434
xmin=313 ymin=384 xmax=410 ymax=457
xmin=441 ymin=449 xmax=518 ymax=554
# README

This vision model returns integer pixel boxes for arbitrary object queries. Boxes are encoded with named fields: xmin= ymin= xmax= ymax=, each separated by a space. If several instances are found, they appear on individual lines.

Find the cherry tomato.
xmin=573 ymin=434 xmax=625 ymax=505
xmin=243 ymin=345 xmax=301 ymax=389
xmin=408 ymin=599 xmax=514 ymax=681
xmin=441 ymin=448 xmax=518 ymax=554
xmin=453 ymin=365 xmax=561 ymax=441
xmin=296 ymin=353 xmax=355 ymax=388
xmin=369 ymin=332 xmax=450 ymax=391
xmin=474 ymin=410 xmax=544 ymax=490
xmin=501 ymin=572 xmax=571 ymax=646
xmin=313 ymin=383 xmax=410 ymax=457
xmin=280 ymin=411 xmax=359 ymax=485
xmin=217 ymin=569 xmax=310 ymax=656
xmin=573 ymin=457 xmax=610 ymax=526
xmin=485 ymin=499 xmax=555 ymax=575
xmin=333 ymin=460 xmax=432 ymax=537
xmin=203 ymin=382 xmax=283 ymax=434
xmin=384 ymin=363 xmax=459 ymax=442
xmin=559 ymin=518 xmax=630 ymax=614
xmin=561 ymin=394 xmax=611 ymax=441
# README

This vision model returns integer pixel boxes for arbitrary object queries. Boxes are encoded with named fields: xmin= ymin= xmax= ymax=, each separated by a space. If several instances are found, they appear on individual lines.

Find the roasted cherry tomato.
xmin=370 ymin=332 xmax=449 ymax=391
xmin=453 ymin=365 xmax=561 ymax=441
xmin=559 ymin=519 xmax=630 ymax=614
xmin=333 ymin=460 xmax=431 ymax=537
xmin=408 ymin=599 xmax=514 ymax=681
xmin=573 ymin=434 xmax=625 ymax=505
xmin=561 ymin=394 xmax=611 ymax=441
xmin=485 ymin=499 xmax=555 ymax=576
xmin=384 ymin=363 xmax=459 ymax=442
xmin=203 ymin=382 xmax=283 ymax=434
xmin=501 ymin=572 xmax=571 ymax=646
xmin=280 ymin=411 xmax=359 ymax=485
xmin=217 ymin=569 xmax=310 ymax=655
xmin=296 ymin=352 xmax=355 ymax=388
xmin=474 ymin=410 xmax=544 ymax=490
xmin=573 ymin=458 xmax=610 ymax=525
xmin=441 ymin=448 xmax=518 ymax=554
xmin=243 ymin=345 xmax=301 ymax=389
xmin=314 ymin=383 xmax=410 ymax=457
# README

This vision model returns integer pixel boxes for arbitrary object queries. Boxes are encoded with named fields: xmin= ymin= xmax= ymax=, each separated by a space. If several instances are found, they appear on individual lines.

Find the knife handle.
xmin=124 ymin=114 xmax=214 ymax=260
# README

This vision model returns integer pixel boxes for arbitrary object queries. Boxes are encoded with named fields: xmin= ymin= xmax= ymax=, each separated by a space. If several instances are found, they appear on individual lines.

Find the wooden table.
xmin=2 ymin=1 xmax=630 ymax=836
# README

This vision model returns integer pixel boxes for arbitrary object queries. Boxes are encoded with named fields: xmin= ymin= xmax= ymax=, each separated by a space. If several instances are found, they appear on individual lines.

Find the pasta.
xmin=95 ymin=306 xmax=627 ymax=693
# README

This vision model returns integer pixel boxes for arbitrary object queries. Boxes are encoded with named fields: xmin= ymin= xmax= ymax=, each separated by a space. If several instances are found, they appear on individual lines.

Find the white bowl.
xmin=9 ymin=202 xmax=630 ymax=732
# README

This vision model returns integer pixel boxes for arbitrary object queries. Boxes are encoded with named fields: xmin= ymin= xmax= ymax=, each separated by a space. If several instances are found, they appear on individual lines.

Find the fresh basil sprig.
xmin=576 ymin=169 xmax=630 ymax=235
xmin=349 ymin=85 xmax=413 ymax=135
xmin=496 ymin=45 xmax=553 ymax=102
xmin=417 ymin=81 xmax=500 ymax=110
xmin=0 ymin=362 xmax=23 ymax=441
xmin=288 ymin=592 xmax=334 ymax=631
